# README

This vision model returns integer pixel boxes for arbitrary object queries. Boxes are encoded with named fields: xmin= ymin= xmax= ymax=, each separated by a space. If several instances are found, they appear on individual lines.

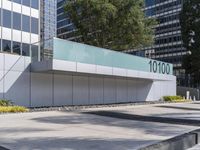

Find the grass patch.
xmin=0 ymin=106 xmax=29 ymax=113
xmin=163 ymin=96 xmax=191 ymax=102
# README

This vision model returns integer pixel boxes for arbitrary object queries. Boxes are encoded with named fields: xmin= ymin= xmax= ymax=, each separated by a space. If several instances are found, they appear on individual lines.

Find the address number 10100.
xmin=149 ymin=60 xmax=170 ymax=74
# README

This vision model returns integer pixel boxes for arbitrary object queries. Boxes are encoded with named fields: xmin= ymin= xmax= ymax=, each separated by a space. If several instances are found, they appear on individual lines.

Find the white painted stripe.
xmin=2 ymin=1 xmax=39 ymax=19
xmin=22 ymin=5 xmax=30 ymax=16
xmin=1 ymin=28 xmax=39 ymax=45
xmin=31 ymin=8 xmax=39 ymax=18
xmin=12 ymin=2 xmax=22 ymax=13
xmin=22 ymin=31 xmax=30 ymax=44
xmin=2 ymin=27 xmax=11 ymax=40
xmin=2 ymin=0 xmax=11 ymax=11
xmin=12 ymin=30 xmax=21 ymax=42
xmin=0 ymin=27 xmax=1 ymax=39
xmin=31 ymin=34 xmax=39 ymax=44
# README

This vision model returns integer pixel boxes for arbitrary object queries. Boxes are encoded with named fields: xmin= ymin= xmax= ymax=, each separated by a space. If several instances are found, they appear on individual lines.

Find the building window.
xmin=13 ymin=41 xmax=21 ymax=55
xmin=31 ymin=45 xmax=38 ymax=60
xmin=3 ymin=40 xmax=11 ymax=52
xmin=13 ymin=12 xmax=21 ymax=30
xmin=13 ymin=0 xmax=21 ymax=4
xmin=22 ymin=15 xmax=30 ymax=32
xmin=22 ymin=0 xmax=30 ymax=7
xmin=31 ymin=17 xmax=38 ymax=34
xmin=22 ymin=43 xmax=30 ymax=56
xmin=3 ymin=10 xmax=11 ymax=28
xmin=145 ymin=0 xmax=155 ymax=7
xmin=31 ymin=0 xmax=39 ymax=9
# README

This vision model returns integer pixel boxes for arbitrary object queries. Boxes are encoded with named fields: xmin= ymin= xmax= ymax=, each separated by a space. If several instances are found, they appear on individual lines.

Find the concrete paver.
xmin=0 ymin=102 xmax=200 ymax=150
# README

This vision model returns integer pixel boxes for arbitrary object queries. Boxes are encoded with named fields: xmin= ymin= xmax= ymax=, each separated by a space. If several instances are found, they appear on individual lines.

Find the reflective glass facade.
xmin=57 ymin=0 xmax=77 ymax=41
xmin=40 ymin=0 xmax=56 ymax=60
xmin=41 ymin=0 xmax=56 ymax=46
xmin=127 ymin=0 xmax=186 ymax=86
xmin=0 ymin=0 xmax=40 ymax=56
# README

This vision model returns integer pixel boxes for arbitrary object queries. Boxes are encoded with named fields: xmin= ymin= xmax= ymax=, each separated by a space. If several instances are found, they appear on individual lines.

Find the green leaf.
xmin=64 ymin=0 xmax=156 ymax=51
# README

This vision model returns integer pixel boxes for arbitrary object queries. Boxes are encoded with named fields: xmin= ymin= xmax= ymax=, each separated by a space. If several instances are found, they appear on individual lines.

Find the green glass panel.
xmin=53 ymin=38 xmax=173 ymax=75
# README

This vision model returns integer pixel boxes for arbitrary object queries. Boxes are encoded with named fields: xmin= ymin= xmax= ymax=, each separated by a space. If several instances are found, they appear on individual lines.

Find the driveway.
xmin=0 ymin=102 xmax=199 ymax=150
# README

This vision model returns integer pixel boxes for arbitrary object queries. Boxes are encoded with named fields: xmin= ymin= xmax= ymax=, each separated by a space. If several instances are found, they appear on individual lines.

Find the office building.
xmin=40 ymin=0 xmax=57 ymax=59
xmin=0 ymin=0 xmax=176 ymax=107
xmin=57 ymin=0 xmax=77 ymax=41
xmin=0 ymin=0 xmax=40 ymax=58
xmin=127 ymin=0 xmax=187 ymax=86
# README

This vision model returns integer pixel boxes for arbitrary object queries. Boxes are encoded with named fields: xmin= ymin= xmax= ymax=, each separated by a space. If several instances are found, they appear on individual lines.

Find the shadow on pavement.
xmin=30 ymin=112 xmax=191 ymax=137
xmin=84 ymin=111 xmax=200 ymax=126
xmin=0 ymin=146 xmax=9 ymax=150
xmin=0 ymin=137 xmax=156 ymax=150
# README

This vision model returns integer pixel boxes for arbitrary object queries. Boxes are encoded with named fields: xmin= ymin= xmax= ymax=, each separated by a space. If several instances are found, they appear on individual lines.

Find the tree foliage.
xmin=65 ymin=0 xmax=156 ymax=50
xmin=180 ymin=0 xmax=200 ymax=87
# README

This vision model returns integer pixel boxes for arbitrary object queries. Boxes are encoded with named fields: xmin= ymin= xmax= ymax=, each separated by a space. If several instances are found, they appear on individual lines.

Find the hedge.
xmin=0 ymin=106 xmax=29 ymax=113
xmin=163 ymin=96 xmax=187 ymax=102
xmin=0 ymin=99 xmax=29 ymax=113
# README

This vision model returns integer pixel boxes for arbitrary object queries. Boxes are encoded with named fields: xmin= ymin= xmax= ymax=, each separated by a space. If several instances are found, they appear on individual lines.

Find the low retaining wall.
xmin=0 ymin=53 xmax=176 ymax=107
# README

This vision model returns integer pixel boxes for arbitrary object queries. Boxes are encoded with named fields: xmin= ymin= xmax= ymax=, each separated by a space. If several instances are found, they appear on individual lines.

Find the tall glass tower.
xmin=127 ymin=0 xmax=187 ymax=86
xmin=57 ymin=0 xmax=77 ymax=40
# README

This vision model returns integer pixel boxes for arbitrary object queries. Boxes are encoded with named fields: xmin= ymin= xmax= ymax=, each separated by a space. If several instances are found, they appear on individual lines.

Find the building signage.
xmin=149 ymin=60 xmax=171 ymax=74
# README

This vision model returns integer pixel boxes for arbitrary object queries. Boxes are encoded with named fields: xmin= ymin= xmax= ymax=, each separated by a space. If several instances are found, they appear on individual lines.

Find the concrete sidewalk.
xmin=188 ymin=144 xmax=200 ymax=150
xmin=0 ymin=102 xmax=200 ymax=150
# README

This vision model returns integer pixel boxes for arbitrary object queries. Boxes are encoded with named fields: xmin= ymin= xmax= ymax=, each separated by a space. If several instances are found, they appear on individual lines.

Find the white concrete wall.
xmin=53 ymin=74 xmax=73 ymax=106
xmin=0 ymin=53 xmax=177 ymax=107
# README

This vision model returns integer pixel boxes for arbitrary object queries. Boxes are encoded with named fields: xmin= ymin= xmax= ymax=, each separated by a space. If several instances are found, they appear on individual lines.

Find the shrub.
xmin=0 ymin=99 xmax=13 ymax=106
xmin=0 ymin=106 xmax=29 ymax=113
xmin=163 ymin=96 xmax=185 ymax=102
xmin=163 ymin=95 xmax=190 ymax=102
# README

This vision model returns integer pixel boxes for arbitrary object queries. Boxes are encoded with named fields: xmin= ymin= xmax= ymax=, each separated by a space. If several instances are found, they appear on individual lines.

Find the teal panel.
xmin=53 ymin=38 xmax=173 ymax=75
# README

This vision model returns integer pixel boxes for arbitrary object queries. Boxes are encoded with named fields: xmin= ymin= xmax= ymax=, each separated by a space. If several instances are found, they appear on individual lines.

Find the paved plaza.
xmin=1 ymin=102 xmax=200 ymax=150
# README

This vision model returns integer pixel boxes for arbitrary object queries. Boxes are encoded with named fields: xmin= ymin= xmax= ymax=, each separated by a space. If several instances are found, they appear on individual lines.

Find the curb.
xmin=139 ymin=129 xmax=200 ymax=150
xmin=29 ymin=101 xmax=192 ymax=113
xmin=0 ymin=101 xmax=192 ymax=115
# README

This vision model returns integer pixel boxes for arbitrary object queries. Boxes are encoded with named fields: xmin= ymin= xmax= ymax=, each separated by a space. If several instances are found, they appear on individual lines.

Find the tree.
xmin=180 ymin=0 xmax=200 ymax=87
xmin=65 ymin=0 xmax=156 ymax=51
